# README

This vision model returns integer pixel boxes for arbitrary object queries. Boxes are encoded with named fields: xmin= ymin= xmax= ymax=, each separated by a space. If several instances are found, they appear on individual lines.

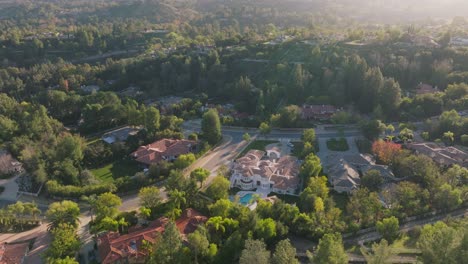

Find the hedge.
xmin=46 ymin=180 xmax=116 ymax=198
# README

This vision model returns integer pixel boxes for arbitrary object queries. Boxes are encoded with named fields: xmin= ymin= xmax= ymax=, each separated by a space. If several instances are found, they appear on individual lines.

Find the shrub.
xmin=46 ymin=180 xmax=116 ymax=198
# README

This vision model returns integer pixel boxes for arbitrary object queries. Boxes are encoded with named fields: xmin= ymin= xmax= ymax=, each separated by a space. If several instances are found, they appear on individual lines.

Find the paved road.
xmin=346 ymin=207 xmax=468 ymax=244
xmin=182 ymin=120 xmax=361 ymax=142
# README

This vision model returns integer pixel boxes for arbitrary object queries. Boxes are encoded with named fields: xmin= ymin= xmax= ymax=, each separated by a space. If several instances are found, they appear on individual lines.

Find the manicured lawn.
xmin=91 ymin=159 xmax=141 ymax=183
xmin=238 ymin=140 xmax=278 ymax=157
xmin=326 ymin=138 xmax=349 ymax=151
xmin=269 ymin=193 xmax=300 ymax=204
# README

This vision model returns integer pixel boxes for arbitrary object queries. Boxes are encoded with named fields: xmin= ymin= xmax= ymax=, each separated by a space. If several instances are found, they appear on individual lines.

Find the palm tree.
xmin=206 ymin=216 xmax=226 ymax=234
xmin=166 ymin=208 xmax=182 ymax=221
xmin=169 ymin=189 xmax=186 ymax=209
xmin=118 ymin=217 xmax=129 ymax=234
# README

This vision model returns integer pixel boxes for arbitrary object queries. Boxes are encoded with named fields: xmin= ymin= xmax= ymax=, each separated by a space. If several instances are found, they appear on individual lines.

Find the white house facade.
xmin=230 ymin=150 xmax=301 ymax=195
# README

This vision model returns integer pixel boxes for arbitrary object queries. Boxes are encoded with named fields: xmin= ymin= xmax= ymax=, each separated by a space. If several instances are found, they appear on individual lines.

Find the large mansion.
xmin=230 ymin=149 xmax=301 ymax=195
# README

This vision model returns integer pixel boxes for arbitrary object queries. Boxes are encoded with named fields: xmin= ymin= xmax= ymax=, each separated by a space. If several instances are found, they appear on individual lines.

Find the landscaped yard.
xmin=327 ymin=138 xmax=349 ymax=151
xmin=238 ymin=140 xmax=278 ymax=157
xmin=91 ymin=159 xmax=141 ymax=183
xmin=291 ymin=140 xmax=319 ymax=158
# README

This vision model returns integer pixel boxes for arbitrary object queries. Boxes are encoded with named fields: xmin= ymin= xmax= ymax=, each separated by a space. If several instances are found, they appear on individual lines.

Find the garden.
xmin=326 ymin=138 xmax=349 ymax=151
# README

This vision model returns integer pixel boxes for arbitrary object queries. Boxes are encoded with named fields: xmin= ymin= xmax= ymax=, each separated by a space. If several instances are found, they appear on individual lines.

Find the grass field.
xmin=91 ymin=159 xmax=141 ymax=183
xmin=327 ymin=138 xmax=349 ymax=151
xmin=238 ymin=140 xmax=278 ymax=157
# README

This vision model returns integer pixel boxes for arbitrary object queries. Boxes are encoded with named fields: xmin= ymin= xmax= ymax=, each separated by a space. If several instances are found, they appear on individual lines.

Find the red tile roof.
xmin=416 ymin=83 xmax=438 ymax=95
xmin=131 ymin=139 xmax=196 ymax=165
xmin=0 ymin=241 xmax=29 ymax=264
xmin=0 ymin=150 xmax=22 ymax=175
xmin=97 ymin=209 xmax=207 ymax=264
xmin=300 ymin=105 xmax=337 ymax=120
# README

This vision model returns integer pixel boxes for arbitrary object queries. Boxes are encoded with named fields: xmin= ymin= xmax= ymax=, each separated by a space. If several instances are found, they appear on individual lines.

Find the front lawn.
xmin=91 ymin=159 xmax=141 ymax=183
xmin=238 ymin=140 xmax=278 ymax=157
xmin=269 ymin=193 xmax=300 ymax=204
xmin=326 ymin=138 xmax=349 ymax=151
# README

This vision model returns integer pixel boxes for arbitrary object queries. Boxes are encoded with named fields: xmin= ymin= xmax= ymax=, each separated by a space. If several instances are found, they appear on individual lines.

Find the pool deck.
xmin=236 ymin=190 xmax=268 ymax=198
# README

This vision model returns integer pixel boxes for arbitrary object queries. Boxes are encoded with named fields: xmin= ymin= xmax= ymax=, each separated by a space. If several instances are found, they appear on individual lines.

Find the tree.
xmin=202 ymin=109 xmax=222 ymax=145
xmin=55 ymin=134 xmax=84 ymax=164
xmin=443 ymin=131 xmax=455 ymax=145
xmin=243 ymin=133 xmax=251 ymax=142
xmin=259 ymin=122 xmax=271 ymax=137
xmin=398 ymin=128 xmax=413 ymax=142
xmin=361 ymin=239 xmax=395 ymax=264
xmin=187 ymin=227 xmax=211 ymax=264
xmin=208 ymin=199 xmax=233 ymax=218
xmin=190 ymin=168 xmax=210 ymax=188
xmin=272 ymin=239 xmax=299 ymax=264
xmin=422 ymin=131 xmax=430 ymax=141
xmin=347 ymin=188 xmax=383 ymax=227
xmin=376 ymin=216 xmax=399 ymax=243
xmin=461 ymin=134 xmax=468 ymax=146
xmin=168 ymin=189 xmax=186 ymax=209
xmin=150 ymin=221 xmax=184 ymax=264
xmin=138 ymin=186 xmax=161 ymax=209
xmin=379 ymin=78 xmax=401 ymax=118
xmin=239 ymin=239 xmax=270 ymax=264
xmin=46 ymin=223 xmax=81 ymax=260
xmin=300 ymin=153 xmax=322 ymax=180
xmin=46 ymin=201 xmax=80 ymax=230
xmin=93 ymin=192 xmax=122 ymax=222
xmin=302 ymin=128 xmax=316 ymax=144
xmin=390 ymin=181 xmax=430 ymax=217
xmin=299 ymin=176 xmax=329 ymax=212
xmin=255 ymin=218 xmax=277 ymax=241
xmin=417 ymin=222 xmax=459 ymax=264
xmin=145 ymin=106 xmax=160 ymax=135
xmin=0 ymin=116 xmax=18 ymax=142
xmin=433 ymin=184 xmax=462 ymax=211
xmin=47 ymin=256 xmax=79 ymax=264
xmin=361 ymin=170 xmax=384 ymax=192
xmin=372 ymin=140 xmax=402 ymax=165
xmin=361 ymin=119 xmax=385 ymax=140
xmin=205 ymin=176 xmax=230 ymax=200
xmin=174 ymin=153 xmax=196 ymax=169
xmin=275 ymin=105 xmax=301 ymax=128
xmin=313 ymin=233 xmax=348 ymax=264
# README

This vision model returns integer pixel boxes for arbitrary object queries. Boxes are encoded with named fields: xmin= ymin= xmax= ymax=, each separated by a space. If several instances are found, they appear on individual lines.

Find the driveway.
xmin=0 ymin=174 xmax=20 ymax=201
xmin=316 ymin=136 xmax=360 ymax=173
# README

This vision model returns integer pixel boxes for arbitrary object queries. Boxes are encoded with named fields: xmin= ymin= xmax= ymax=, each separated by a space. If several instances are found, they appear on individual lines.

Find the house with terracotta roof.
xmin=0 ymin=241 xmax=30 ymax=264
xmin=131 ymin=139 xmax=197 ymax=166
xmin=230 ymin=150 xmax=301 ymax=195
xmin=300 ymin=104 xmax=338 ymax=120
xmin=0 ymin=150 xmax=23 ymax=177
xmin=415 ymin=83 xmax=439 ymax=95
xmin=406 ymin=143 xmax=468 ymax=167
xmin=97 ymin=208 xmax=207 ymax=264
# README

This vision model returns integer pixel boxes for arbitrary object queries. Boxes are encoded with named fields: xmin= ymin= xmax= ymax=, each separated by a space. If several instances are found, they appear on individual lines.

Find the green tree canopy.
xmin=202 ymin=108 xmax=222 ymax=145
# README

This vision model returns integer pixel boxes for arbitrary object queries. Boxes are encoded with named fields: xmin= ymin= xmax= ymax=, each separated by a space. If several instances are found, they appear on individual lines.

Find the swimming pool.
xmin=230 ymin=192 xmax=256 ymax=205
xmin=239 ymin=193 xmax=254 ymax=205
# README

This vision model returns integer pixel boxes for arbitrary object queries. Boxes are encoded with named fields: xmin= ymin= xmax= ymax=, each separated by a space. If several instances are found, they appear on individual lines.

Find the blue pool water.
xmin=239 ymin=193 xmax=254 ymax=205
xmin=230 ymin=193 xmax=255 ymax=205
